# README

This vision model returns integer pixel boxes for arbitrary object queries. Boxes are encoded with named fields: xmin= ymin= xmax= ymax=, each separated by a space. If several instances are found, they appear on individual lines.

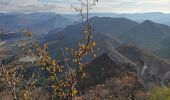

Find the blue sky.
xmin=0 ymin=0 xmax=170 ymax=13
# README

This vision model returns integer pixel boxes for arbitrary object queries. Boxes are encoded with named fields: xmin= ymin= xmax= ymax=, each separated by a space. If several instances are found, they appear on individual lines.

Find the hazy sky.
xmin=0 ymin=0 xmax=170 ymax=13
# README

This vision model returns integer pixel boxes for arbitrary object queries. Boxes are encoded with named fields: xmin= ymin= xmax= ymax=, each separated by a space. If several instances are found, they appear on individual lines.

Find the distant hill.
xmin=1 ymin=32 xmax=25 ymax=41
xmin=0 ymin=12 xmax=73 ymax=33
xmin=113 ymin=12 xmax=170 ymax=26
xmin=155 ymin=37 xmax=170 ymax=59
xmin=62 ymin=12 xmax=170 ymax=26
xmin=44 ymin=16 xmax=138 ymax=40
xmin=108 ymin=12 xmax=170 ymax=26
xmin=28 ymin=15 xmax=73 ymax=33
xmin=90 ymin=17 xmax=138 ymax=37
xmin=45 ymin=31 xmax=122 ymax=57
xmin=41 ymin=27 xmax=63 ymax=42
xmin=43 ymin=17 xmax=138 ymax=56
xmin=1 ymin=31 xmax=42 ymax=42
xmin=119 ymin=20 xmax=170 ymax=52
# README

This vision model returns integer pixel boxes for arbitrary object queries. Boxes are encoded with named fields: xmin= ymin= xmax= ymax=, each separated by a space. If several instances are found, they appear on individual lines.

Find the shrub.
xmin=149 ymin=86 xmax=170 ymax=100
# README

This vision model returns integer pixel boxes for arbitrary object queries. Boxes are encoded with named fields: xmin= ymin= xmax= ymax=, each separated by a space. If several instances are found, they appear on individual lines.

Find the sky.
xmin=0 ymin=0 xmax=170 ymax=14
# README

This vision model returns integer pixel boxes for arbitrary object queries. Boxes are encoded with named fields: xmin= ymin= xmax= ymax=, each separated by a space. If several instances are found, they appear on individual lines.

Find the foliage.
xmin=30 ymin=0 xmax=98 ymax=99
xmin=78 ymin=72 xmax=150 ymax=100
xmin=0 ymin=60 xmax=38 ymax=100
xmin=149 ymin=86 xmax=170 ymax=100
xmin=0 ymin=0 xmax=98 ymax=100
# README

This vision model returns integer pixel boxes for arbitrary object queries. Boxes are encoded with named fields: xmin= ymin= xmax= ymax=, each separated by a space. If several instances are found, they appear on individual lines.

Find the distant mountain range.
xmin=2 ymin=12 xmax=170 ymax=73
xmin=42 ymin=17 xmax=139 ymax=57
xmin=62 ymin=12 xmax=170 ymax=26
xmin=119 ymin=20 xmax=170 ymax=59
xmin=1 ymin=12 xmax=170 ymax=34
xmin=43 ymin=17 xmax=138 ymax=44
xmin=120 ymin=20 xmax=170 ymax=44
xmin=0 ymin=12 xmax=74 ymax=33
xmin=42 ymin=16 xmax=170 ymax=59
xmin=90 ymin=17 xmax=138 ymax=37
xmin=2 ymin=14 xmax=170 ymax=62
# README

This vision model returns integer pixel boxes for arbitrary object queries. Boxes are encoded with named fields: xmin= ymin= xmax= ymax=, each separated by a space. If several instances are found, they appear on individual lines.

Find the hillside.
xmin=119 ymin=20 xmax=170 ymax=49
xmin=78 ymin=43 xmax=170 ymax=91
xmin=0 ymin=12 xmax=73 ymax=33
xmin=116 ymin=44 xmax=170 ymax=86
xmin=118 ymin=20 xmax=170 ymax=59
xmin=28 ymin=15 xmax=73 ymax=33
xmin=43 ymin=17 xmax=139 ymax=56
xmin=78 ymin=72 xmax=148 ymax=100
xmin=154 ymin=37 xmax=170 ymax=59
xmin=116 ymin=44 xmax=151 ymax=62
xmin=42 ymin=18 xmax=170 ymax=60
xmin=43 ymin=16 xmax=138 ymax=43
xmin=62 ymin=12 xmax=170 ymax=26
xmin=41 ymin=27 xmax=63 ymax=42
xmin=46 ymin=32 xmax=122 ymax=58
xmin=78 ymin=49 xmax=137 ymax=91
xmin=90 ymin=17 xmax=138 ymax=36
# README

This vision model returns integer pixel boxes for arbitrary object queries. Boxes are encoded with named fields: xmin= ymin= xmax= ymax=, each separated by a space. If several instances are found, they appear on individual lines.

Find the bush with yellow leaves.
xmin=30 ymin=1 xmax=98 ymax=99
xmin=0 ymin=0 xmax=98 ymax=100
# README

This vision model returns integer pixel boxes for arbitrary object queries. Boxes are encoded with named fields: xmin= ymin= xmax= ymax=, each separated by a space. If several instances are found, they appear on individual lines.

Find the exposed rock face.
xmin=140 ymin=57 xmax=170 ymax=86
xmin=116 ymin=44 xmax=170 ymax=87
xmin=18 ymin=56 xmax=38 ymax=63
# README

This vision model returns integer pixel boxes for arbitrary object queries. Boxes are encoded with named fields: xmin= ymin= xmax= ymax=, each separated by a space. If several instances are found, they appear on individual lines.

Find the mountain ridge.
xmin=119 ymin=20 xmax=170 ymax=52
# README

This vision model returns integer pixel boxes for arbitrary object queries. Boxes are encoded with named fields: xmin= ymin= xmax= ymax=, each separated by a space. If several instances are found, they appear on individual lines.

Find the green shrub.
xmin=149 ymin=86 xmax=170 ymax=100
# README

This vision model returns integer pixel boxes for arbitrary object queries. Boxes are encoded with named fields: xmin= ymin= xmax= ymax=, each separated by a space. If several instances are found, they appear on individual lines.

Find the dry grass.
xmin=77 ymin=72 xmax=150 ymax=100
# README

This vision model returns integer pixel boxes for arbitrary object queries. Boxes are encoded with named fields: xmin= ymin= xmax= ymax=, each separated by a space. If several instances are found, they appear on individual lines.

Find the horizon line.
xmin=0 ymin=11 xmax=170 ymax=15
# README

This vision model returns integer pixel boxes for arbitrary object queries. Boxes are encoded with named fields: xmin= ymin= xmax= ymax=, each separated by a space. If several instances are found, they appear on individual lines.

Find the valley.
xmin=1 ymin=12 xmax=170 ymax=100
